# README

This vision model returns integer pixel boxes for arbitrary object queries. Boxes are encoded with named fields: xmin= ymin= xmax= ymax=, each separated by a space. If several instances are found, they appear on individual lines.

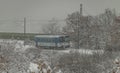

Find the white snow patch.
xmin=28 ymin=62 xmax=39 ymax=73
xmin=0 ymin=39 xmax=35 ymax=52
xmin=14 ymin=41 xmax=35 ymax=52
xmin=56 ymin=70 xmax=63 ymax=73
xmin=57 ymin=49 xmax=104 ymax=55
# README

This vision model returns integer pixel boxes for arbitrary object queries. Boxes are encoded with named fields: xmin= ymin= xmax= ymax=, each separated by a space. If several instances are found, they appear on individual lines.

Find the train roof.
xmin=35 ymin=35 xmax=68 ymax=38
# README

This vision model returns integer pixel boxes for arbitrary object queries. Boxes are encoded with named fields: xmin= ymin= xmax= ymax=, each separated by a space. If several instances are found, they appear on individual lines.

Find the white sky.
xmin=0 ymin=0 xmax=120 ymax=33
xmin=0 ymin=0 xmax=120 ymax=20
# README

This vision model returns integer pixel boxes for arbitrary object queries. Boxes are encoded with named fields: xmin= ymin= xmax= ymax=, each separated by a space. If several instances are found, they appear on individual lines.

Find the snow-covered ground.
xmin=28 ymin=62 xmax=39 ymax=73
xmin=14 ymin=40 xmax=35 ymax=52
xmin=0 ymin=39 xmax=35 ymax=52
xmin=0 ymin=39 xmax=104 ymax=55
xmin=42 ymin=48 xmax=104 ymax=55
xmin=0 ymin=39 xmax=63 ymax=73
xmin=0 ymin=39 xmax=105 ymax=73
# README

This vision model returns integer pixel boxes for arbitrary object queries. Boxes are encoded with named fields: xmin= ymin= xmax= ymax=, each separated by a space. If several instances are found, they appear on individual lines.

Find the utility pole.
xmin=24 ymin=17 xmax=26 ymax=46
xmin=77 ymin=4 xmax=82 ymax=49
xmin=80 ymin=4 xmax=82 ymax=16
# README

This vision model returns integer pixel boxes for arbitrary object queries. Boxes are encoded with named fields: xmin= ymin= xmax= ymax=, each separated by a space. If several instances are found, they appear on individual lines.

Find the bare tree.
xmin=42 ymin=18 xmax=61 ymax=34
xmin=63 ymin=11 xmax=90 ymax=48
xmin=87 ymin=9 xmax=116 ymax=50
xmin=97 ymin=9 xmax=116 ymax=50
xmin=63 ymin=9 xmax=117 ymax=50
xmin=58 ymin=51 xmax=113 ymax=73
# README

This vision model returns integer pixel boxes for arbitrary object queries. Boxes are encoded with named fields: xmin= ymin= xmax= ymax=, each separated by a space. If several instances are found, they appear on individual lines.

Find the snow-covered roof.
xmin=35 ymin=35 xmax=67 ymax=38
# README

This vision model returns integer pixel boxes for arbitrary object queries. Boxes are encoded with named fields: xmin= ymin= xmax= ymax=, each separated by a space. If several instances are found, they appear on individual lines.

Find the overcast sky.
xmin=0 ymin=0 xmax=120 ymax=33
xmin=0 ymin=0 xmax=120 ymax=20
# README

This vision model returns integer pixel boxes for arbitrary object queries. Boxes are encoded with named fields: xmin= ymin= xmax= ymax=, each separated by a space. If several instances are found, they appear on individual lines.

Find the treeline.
xmin=0 ymin=32 xmax=39 ymax=40
xmin=42 ymin=8 xmax=120 ymax=50
xmin=63 ymin=8 xmax=120 ymax=50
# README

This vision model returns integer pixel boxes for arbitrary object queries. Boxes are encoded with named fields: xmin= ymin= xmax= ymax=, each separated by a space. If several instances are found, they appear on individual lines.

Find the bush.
xmin=58 ymin=51 xmax=114 ymax=73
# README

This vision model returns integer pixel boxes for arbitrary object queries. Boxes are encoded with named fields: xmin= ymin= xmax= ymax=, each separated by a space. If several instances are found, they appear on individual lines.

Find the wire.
xmin=0 ymin=19 xmax=66 ymax=22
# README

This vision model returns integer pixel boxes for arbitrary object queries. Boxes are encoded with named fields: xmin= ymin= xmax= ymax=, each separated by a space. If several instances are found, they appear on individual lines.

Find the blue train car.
xmin=34 ymin=35 xmax=70 ymax=49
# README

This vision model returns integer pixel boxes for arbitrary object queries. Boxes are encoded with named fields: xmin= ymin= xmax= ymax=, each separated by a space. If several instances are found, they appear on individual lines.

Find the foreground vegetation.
xmin=0 ymin=39 xmax=120 ymax=73
xmin=57 ymin=51 xmax=120 ymax=73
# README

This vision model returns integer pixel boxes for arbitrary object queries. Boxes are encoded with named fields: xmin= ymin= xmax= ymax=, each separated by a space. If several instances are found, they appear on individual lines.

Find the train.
xmin=34 ymin=35 xmax=70 ymax=49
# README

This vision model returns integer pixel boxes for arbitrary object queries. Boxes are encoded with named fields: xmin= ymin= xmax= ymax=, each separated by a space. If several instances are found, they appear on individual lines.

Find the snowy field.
xmin=0 ymin=39 xmax=105 ymax=73
xmin=0 ymin=39 xmax=104 ymax=54
xmin=0 ymin=39 xmax=120 ymax=73
xmin=0 ymin=39 xmax=35 ymax=52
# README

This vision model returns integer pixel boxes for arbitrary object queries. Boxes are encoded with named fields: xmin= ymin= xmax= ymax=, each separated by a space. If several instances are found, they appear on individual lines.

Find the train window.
xmin=65 ymin=36 xmax=69 ymax=42
xmin=59 ymin=37 xmax=64 ymax=42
